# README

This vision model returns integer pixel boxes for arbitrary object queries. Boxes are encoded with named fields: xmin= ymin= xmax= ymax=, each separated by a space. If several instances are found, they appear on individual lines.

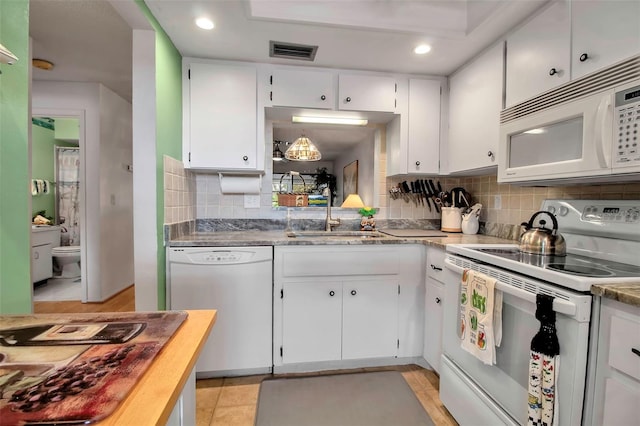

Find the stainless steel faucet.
xmin=323 ymin=187 xmax=341 ymax=231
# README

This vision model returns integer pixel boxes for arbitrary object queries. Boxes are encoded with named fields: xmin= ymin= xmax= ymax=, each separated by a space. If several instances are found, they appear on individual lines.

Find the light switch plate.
xmin=244 ymin=194 xmax=261 ymax=208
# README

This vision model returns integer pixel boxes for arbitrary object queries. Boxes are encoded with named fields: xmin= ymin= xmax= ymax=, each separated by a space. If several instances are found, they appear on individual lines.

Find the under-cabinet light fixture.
xmin=292 ymin=116 xmax=368 ymax=126
xmin=524 ymin=128 xmax=547 ymax=135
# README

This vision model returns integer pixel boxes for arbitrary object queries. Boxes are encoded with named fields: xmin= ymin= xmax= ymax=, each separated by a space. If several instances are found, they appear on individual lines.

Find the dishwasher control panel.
xmin=169 ymin=248 xmax=272 ymax=265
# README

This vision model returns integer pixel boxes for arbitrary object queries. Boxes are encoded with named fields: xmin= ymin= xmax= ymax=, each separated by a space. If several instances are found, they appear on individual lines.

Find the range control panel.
xmin=581 ymin=205 xmax=640 ymax=223
xmin=614 ymin=83 xmax=640 ymax=165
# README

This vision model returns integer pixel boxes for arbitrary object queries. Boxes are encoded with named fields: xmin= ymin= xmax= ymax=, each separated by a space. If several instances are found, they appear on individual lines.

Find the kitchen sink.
xmin=286 ymin=230 xmax=389 ymax=239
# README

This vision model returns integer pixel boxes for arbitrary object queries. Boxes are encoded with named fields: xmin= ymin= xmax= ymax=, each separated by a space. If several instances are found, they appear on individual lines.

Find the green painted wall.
xmin=31 ymin=120 xmax=76 ymax=221
xmin=0 ymin=0 xmax=31 ymax=313
xmin=136 ymin=0 xmax=182 ymax=310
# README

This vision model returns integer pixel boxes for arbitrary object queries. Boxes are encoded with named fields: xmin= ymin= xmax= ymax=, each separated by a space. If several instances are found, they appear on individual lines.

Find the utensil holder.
xmin=441 ymin=207 xmax=463 ymax=232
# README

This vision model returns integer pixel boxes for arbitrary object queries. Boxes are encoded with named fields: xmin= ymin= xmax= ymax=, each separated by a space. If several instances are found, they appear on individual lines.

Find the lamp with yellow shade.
xmin=341 ymin=194 xmax=365 ymax=208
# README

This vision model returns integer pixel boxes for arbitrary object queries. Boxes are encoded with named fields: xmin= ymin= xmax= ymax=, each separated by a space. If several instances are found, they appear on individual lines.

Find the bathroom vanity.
xmin=31 ymin=226 xmax=60 ymax=284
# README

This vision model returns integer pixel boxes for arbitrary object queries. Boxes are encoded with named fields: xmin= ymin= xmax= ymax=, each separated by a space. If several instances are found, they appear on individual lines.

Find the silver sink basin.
xmin=286 ymin=230 xmax=389 ymax=239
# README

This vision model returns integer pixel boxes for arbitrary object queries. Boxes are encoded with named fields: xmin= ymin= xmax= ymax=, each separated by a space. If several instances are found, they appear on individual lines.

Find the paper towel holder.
xmin=218 ymin=173 xmax=262 ymax=194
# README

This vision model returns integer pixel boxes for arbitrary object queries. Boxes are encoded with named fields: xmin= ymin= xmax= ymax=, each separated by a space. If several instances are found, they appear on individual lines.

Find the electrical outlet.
xmin=244 ymin=194 xmax=261 ymax=209
xmin=494 ymin=195 xmax=502 ymax=209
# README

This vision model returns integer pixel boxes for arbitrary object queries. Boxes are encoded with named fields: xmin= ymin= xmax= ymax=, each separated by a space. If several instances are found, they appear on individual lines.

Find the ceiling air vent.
xmin=269 ymin=41 xmax=318 ymax=61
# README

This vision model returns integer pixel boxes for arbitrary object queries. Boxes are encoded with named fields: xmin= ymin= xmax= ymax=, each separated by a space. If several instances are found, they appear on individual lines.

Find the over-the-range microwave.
xmin=498 ymin=70 xmax=640 ymax=185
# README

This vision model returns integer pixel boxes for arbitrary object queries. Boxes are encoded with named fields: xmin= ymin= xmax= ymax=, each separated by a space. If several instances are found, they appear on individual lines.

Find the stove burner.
xmin=546 ymin=263 xmax=615 ymax=277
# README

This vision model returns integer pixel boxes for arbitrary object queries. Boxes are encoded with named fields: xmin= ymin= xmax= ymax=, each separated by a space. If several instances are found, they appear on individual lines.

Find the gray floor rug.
xmin=255 ymin=371 xmax=435 ymax=426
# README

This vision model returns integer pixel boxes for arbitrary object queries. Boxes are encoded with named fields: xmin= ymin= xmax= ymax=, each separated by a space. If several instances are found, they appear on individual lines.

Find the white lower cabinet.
xmin=589 ymin=297 xmax=640 ymax=425
xmin=274 ymin=245 xmax=424 ymax=371
xmin=423 ymin=247 xmax=445 ymax=372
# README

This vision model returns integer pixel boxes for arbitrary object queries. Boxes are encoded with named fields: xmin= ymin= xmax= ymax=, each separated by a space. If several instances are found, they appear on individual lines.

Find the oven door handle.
xmin=445 ymin=259 xmax=577 ymax=317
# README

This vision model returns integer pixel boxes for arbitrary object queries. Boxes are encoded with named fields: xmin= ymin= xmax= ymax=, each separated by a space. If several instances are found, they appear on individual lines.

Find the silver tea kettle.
xmin=519 ymin=211 xmax=566 ymax=256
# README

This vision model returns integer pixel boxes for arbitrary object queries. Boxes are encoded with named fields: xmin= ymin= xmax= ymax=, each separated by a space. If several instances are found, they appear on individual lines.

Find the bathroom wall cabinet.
xmin=273 ymin=245 xmax=424 ymax=372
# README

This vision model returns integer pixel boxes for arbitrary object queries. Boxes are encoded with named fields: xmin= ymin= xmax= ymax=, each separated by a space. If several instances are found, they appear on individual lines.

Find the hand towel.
xmin=459 ymin=269 xmax=503 ymax=365
xmin=31 ymin=180 xmax=38 ymax=196
xmin=527 ymin=294 xmax=560 ymax=426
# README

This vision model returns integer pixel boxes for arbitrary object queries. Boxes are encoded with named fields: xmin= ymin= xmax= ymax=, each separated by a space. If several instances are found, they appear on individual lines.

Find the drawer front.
xmin=277 ymin=246 xmax=401 ymax=278
xmin=609 ymin=315 xmax=640 ymax=381
xmin=426 ymin=247 xmax=446 ymax=280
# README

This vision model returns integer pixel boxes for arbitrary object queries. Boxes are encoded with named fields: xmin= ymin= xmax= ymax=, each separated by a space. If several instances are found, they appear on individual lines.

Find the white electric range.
xmin=439 ymin=199 xmax=640 ymax=426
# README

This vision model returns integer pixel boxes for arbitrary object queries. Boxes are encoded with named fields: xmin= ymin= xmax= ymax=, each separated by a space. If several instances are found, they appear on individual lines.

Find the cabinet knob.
xmin=415 ymin=161 xmax=420 ymax=166
xmin=350 ymin=290 xmax=357 ymax=296
xmin=548 ymin=68 xmax=559 ymax=76
xmin=435 ymin=297 xmax=441 ymax=304
xmin=321 ymin=95 xmax=326 ymax=101
xmin=430 ymin=264 xmax=443 ymax=271
xmin=345 ymin=97 xmax=351 ymax=103
xmin=579 ymin=53 xmax=589 ymax=62
xmin=242 ymin=155 xmax=248 ymax=161
xmin=487 ymin=151 xmax=494 ymax=159
xmin=329 ymin=290 xmax=335 ymax=297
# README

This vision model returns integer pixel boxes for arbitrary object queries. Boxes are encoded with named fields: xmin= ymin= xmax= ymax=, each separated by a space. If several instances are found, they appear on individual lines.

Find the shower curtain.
xmin=55 ymin=146 xmax=80 ymax=246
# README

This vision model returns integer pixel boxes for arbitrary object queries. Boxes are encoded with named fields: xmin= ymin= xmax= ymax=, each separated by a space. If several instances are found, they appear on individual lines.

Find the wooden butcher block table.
xmin=0 ymin=310 xmax=216 ymax=425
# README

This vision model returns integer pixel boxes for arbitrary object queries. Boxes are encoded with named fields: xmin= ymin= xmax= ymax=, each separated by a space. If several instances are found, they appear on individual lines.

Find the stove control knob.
xmin=558 ymin=206 xmax=569 ymax=216
xmin=547 ymin=206 xmax=556 ymax=215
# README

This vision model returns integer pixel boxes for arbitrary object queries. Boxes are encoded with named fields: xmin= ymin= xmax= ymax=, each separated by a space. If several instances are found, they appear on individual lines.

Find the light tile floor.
xmin=196 ymin=364 xmax=458 ymax=426
xmin=33 ymin=277 xmax=82 ymax=301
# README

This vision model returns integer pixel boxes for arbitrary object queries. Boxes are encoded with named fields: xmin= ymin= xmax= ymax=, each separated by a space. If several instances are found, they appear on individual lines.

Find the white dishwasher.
xmin=168 ymin=246 xmax=273 ymax=377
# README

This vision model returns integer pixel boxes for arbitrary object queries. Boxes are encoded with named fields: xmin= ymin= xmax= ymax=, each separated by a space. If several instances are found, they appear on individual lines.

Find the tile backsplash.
xmin=163 ymin=155 xmax=196 ymax=224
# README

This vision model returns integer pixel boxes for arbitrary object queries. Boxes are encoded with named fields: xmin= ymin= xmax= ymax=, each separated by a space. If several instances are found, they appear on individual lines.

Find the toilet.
xmin=51 ymin=246 xmax=81 ymax=279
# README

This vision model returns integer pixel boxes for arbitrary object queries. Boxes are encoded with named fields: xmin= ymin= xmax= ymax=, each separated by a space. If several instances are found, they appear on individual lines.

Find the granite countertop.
xmin=591 ymin=283 xmax=640 ymax=307
xmin=167 ymin=230 xmax=515 ymax=249
xmin=169 ymin=229 xmax=640 ymax=308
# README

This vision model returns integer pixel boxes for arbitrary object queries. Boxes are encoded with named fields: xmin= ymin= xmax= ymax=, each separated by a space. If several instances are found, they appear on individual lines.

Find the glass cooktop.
xmin=473 ymin=248 xmax=640 ymax=277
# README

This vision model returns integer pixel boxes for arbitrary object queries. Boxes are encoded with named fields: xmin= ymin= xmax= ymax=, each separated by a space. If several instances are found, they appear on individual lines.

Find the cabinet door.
xmin=423 ymin=279 xmax=444 ymax=373
xmin=271 ymin=69 xmax=334 ymax=109
xmin=571 ymin=0 xmax=640 ymax=80
xmin=188 ymin=63 xmax=257 ymax=170
xmin=448 ymin=42 xmax=502 ymax=173
xmin=505 ymin=0 xmax=570 ymax=107
xmin=338 ymin=74 xmax=396 ymax=112
xmin=32 ymin=244 xmax=53 ymax=283
xmin=407 ymin=79 xmax=441 ymax=174
xmin=282 ymin=281 xmax=342 ymax=364
xmin=342 ymin=280 xmax=398 ymax=360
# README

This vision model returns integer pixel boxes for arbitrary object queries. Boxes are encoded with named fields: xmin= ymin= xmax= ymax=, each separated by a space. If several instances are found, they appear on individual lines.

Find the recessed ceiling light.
xmin=195 ymin=17 xmax=214 ymax=30
xmin=414 ymin=44 xmax=431 ymax=55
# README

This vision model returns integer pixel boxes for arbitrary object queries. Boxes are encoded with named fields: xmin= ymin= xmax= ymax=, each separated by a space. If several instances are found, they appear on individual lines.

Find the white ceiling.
xmin=28 ymin=0 xmax=546 ymax=155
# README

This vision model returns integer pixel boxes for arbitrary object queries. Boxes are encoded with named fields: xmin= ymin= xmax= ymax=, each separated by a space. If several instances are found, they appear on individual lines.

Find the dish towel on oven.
xmin=527 ymin=294 xmax=560 ymax=426
xmin=459 ymin=269 xmax=503 ymax=365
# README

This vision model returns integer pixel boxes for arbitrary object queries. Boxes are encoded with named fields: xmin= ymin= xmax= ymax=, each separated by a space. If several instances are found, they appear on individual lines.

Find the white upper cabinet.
xmin=185 ymin=61 xmax=260 ymax=171
xmin=448 ymin=42 xmax=503 ymax=173
xmin=505 ymin=0 xmax=571 ymax=108
xmin=338 ymin=74 xmax=397 ymax=112
xmin=386 ymin=79 xmax=441 ymax=176
xmin=571 ymin=0 xmax=640 ymax=80
xmin=270 ymin=68 xmax=335 ymax=109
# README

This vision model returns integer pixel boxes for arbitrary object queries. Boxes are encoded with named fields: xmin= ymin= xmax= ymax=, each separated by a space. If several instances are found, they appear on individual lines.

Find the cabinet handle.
xmin=345 ymin=97 xmax=351 ymax=103
xmin=242 ymin=155 xmax=248 ymax=161
xmin=435 ymin=297 xmax=441 ymax=304
xmin=321 ymin=95 xmax=326 ymax=101
xmin=632 ymin=348 xmax=640 ymax=357
xmin=415 ymin=160 xmax=420 ymax=166
xmin=329 ymin=290 xmax=335 ymax=297
xmin=350 ymin=290 xmax=357 ymax=296
xmin=430 ymin=264 xmax=443 ymax=271
xmin=34 ymin=252 xmax=39 ymax=260
xmin=549 ymin=68 xmax=559 ymax=76
xmin=579 ymin=53 xmax=589 ymax=62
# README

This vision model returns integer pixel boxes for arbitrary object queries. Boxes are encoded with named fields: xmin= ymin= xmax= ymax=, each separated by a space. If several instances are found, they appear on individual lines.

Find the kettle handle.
xmin=527 ymin=211 xmax=559 ymax=234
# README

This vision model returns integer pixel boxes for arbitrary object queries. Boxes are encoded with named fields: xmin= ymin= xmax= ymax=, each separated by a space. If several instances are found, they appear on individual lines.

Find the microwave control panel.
xmin=614 ymin=84 xmax=640 ymax=165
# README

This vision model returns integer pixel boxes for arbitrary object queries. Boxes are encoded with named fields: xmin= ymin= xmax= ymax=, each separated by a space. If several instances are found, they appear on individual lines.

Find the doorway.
xmin=31 ymin=110 xmax=88 ymax=305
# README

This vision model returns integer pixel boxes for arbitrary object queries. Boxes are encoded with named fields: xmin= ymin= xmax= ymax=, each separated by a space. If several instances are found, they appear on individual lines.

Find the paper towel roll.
xmin=219 ymin=173 xmax=262 ymax=194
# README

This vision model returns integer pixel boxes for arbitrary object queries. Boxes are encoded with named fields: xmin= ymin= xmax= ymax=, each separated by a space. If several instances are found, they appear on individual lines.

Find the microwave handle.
xmin=594 ymin=94 xmax=613 ymax=168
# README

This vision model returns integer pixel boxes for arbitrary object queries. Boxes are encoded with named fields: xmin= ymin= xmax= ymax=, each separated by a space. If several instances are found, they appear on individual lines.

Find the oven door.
xmin=440 ymin=254 xmax=593 ymax=426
